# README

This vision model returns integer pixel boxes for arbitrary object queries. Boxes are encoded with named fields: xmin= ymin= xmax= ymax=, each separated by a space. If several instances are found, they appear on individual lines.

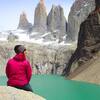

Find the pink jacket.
xmin=6 ymin=53 xmax=32 ymax=87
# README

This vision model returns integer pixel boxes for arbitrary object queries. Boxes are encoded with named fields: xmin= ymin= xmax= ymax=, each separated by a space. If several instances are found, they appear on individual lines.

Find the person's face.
xmin=24 ymin=50 xmax=27 ymax=55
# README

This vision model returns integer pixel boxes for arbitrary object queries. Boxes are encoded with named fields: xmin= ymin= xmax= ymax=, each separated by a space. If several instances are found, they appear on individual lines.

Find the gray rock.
xmin=62 ymin=0 xmax=100 ymax=76
xmin=0 ymin=42 xmax=75 ymax=76
xmin=7 ymin=32 xmax=18 ymax=42
xmin=47 ymin=5 xmax=67 ymax=36
xmin=18 ymin=12 xmax=32 ymax=31
xmin=67 ymin=0 xmax=95 ymax=41
xmin=33 ymin=0 xmax=47 ymax=33
xmin=0 ymin=86 xmax=46 ymax=100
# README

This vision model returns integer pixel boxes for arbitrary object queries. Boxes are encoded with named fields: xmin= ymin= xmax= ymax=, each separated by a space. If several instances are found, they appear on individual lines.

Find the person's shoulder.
xmin=23 ymin=59 xmax=29 ymax=63
xmin=7 ymin=57 xmax=14 ymax=63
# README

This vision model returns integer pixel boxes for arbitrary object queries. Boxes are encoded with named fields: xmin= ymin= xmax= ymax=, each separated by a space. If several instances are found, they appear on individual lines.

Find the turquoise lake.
xmin=0 ymin=75 xmax=100 ymax=100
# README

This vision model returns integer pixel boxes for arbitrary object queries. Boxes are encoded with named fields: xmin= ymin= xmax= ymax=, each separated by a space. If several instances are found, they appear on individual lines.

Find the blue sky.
xmin=0 ymin=0 xmax=74 ymax=31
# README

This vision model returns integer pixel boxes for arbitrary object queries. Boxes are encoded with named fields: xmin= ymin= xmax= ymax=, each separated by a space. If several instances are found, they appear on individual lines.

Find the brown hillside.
xmin=70 ymin=52 xmax=100 ymax=85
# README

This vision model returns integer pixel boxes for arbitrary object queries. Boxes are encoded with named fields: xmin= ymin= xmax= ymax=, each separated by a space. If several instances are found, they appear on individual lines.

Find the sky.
xmin=0 ymin=0 xmax=74 ymax=31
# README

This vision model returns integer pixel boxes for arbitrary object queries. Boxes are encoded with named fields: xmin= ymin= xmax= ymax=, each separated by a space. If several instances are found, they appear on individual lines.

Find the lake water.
xmin=0 ymin=75 xmax=100 ymax=100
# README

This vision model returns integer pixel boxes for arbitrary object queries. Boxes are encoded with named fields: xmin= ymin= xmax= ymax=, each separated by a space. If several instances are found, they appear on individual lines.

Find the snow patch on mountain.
xmin=0 ymin=29 xmax=74 ymax=47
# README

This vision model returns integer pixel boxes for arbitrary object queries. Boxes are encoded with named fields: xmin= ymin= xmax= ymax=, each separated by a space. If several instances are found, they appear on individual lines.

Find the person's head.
xmin=14 ymin=45 xmax=26 ymax=54
xmin=95 ymin=0 xmax=100 ymax=9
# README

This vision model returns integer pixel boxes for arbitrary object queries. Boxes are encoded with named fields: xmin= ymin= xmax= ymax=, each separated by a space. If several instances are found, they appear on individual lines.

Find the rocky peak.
xmin=20 ymin=12 xmax=27 ymax=21
xmin=67 ymin=0 xmax=95 ymax=41
xmin=33 ymin=0 xmax=47 ymax=32
xmin=18 ymin=12 xmax=32 ymax=30
xmin=39 ymin=0 xmax=46 ymax=10
xmin=40 ymin=0 xmax=44 ymax=5
xmin=47 ymin=5 xmax=67 ymax=36
xmin=18 ymin=12 xmax=28 ymax=26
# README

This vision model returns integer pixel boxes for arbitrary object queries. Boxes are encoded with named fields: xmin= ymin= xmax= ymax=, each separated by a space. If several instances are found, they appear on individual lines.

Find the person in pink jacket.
xmin=6 ymin=45 xmax=33 ymax=92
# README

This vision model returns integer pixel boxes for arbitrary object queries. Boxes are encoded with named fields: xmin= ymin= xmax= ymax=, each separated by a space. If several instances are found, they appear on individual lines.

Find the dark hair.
xmin=14 ymin=45 xmax=26 ymax=54
xmin=95 ymin=0 xmax=100 ymax=8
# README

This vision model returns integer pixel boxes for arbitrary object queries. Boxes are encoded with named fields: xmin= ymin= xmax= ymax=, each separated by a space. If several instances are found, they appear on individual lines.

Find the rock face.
xmin=62 ymin=0 xmax=100 ymax=76
xmin=18 ymin=12 xmax=32 ymax=31
xmin=72 ymin=54 xmax=100 ymax=85
xmin=47 ymin=5 xmax=67 ymax=36
xmin=33 ymin=0 xmax=47 ymax=32
xmin=67 ymin=0 xmax=95 ymax=41
xmin=7 ymin=32 xmax=18 ymax=42
xmin=0 ymin=42 xmax=75 ymax=76
xmin=0 ymin=86 xmax=45 ymax=100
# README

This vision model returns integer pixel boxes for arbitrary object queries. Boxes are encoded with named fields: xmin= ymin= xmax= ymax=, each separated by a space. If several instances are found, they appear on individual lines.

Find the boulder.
xmin=7 ymin=32 xmax=18 ymax=42
xmin=0 ymin=86 xmax=45 ymax=100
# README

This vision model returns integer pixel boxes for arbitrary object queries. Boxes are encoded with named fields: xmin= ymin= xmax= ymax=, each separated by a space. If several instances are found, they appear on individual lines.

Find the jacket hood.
xmin=13 ymin=53 xmax=26 ymax=61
